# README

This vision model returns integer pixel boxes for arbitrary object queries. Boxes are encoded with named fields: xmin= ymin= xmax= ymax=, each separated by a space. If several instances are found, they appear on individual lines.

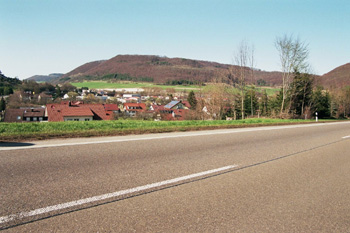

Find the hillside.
xmin=316 ymin=63 xmax=350 ymax=88
xmin=0 ymin=73 xmax=21 ymax=85
xmin=27 ymin=73 xmax=64 ymax=82
xmin=56 ymin=55 xmax=283 ymax=86
xmin=53 ymin=55 xmax=349 ymax=89
xmin=0 ymin=72 xmax=22 ymax=95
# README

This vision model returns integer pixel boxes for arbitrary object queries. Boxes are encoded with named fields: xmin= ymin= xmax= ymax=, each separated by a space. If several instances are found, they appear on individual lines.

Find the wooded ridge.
xmin=39 ymin=55 xmax=348 ymax=89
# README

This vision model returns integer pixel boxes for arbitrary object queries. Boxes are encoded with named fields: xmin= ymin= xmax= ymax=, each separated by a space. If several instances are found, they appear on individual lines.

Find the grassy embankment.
xmin=0 ymin=118 xmax=321 ymax=141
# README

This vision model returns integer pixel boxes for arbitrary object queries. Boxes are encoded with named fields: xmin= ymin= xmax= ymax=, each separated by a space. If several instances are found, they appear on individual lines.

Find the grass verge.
xmin=0 ymin=118 xmax=333 ymax=142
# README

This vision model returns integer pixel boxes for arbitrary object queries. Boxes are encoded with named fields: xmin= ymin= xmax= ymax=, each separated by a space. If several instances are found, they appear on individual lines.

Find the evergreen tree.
xmin=0 ymin=97 xmax=6 ymax=111
xmin=244 ymin=88 xmax=258 ymax=116
xmin=187 ymin=90 xmax=197 ymax=110
xmin=268 ymin=90 xmax=283 ymax=117
xmin=55 ymin=85 xmax=62 ymax=98
xmin=312 ymin=87 xmax=331 ymax=118
xmin=3 ymin=86 xmax=14 ymax=95
xmin=288 ymin=71 xmax=313 ymax=116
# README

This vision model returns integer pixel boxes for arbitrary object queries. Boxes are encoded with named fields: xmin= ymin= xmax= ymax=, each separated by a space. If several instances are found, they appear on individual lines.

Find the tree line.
xmin=186 ymin=35 xmax=349 ymax=120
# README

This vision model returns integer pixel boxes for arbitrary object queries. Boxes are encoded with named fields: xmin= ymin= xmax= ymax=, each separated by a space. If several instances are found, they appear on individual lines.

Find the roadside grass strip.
xmin=0 ymin=118 xmax=320 ymax=141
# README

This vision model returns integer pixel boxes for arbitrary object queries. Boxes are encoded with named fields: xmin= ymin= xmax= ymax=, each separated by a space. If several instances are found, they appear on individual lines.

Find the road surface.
xmin=1 ymin=122 xmax=350 ymax=232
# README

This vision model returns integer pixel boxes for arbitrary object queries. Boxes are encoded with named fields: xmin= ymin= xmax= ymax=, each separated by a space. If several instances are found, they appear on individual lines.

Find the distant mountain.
xmin=316 ymin=63 xmax=350 ymax=88
xmin=27 ymin=73 xmax=64 ymax=82
xmin=56 ymin=55 xmax=283 ymax=86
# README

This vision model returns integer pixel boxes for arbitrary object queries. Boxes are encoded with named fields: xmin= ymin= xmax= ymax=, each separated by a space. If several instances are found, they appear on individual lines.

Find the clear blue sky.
xmin=1 ymin=0 xmax=349 ymax=79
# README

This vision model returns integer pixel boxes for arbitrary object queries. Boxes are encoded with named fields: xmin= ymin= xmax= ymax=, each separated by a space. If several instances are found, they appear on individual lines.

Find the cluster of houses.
xmin=4 ymin=100 xmax=192 ymax=123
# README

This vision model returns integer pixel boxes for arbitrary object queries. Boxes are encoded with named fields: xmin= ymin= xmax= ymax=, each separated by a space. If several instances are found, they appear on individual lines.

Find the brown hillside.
xmin=60 ymin=55 xmax=283 ymax=85
xmin=316 ymin=63 xmax=350 ymax=88
xmin=64 ymin=60 xmax=105 ymax=78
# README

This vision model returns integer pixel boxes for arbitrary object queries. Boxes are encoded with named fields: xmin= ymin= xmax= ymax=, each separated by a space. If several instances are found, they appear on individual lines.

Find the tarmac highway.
xmin=1 ymin=122 xmax=350 ymax=232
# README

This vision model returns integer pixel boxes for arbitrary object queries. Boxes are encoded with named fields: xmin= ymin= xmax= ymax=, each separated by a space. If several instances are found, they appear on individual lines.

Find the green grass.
xmin=0 ymin=118 xmax=323 ymax=141
xmin=256 ymin=86 xmax=281 ymax=96
xmin=71 ymin=81 xmax=200 ymax=91
xmin=71 ymin=81 xmax=281 ymax=96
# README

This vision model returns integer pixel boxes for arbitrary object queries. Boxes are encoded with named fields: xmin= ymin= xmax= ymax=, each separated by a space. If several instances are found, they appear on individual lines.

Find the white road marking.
xmin=0 ymin=165 xmax=237 ymax=224
xmin=2 ymin=121 xmax=350 ymax=151
xmin=342 ymin=135 xmax=350 ymax=139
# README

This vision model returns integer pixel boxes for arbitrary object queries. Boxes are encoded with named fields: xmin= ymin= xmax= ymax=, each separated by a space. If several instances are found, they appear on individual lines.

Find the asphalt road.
xmin=1 ymin=122 xmax=350 ymax=232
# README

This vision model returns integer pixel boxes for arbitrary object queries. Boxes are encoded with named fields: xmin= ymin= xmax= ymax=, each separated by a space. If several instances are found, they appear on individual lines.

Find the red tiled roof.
xmin=46 ymin=103 xmax=109 ymax=121
xmin=151 ymin=105 xmax=166 ymax=111
xmin=182 ymin=100 xmax=191 ymax=109
xmin=62 ymin=108 xmax=93 ymax=117
xmin=124 ymin=103 xmax=146 ymax=107
xmin=172 ymin=109 xmax=189 ymax=120
xmin=104 ymin=104 xmax=119 ymax=111
xmin=124 ymin=103 xmax=146 ymax=112
xmin=85 ymin=104 xmax=109 ymax=120
xmin=103 ymin=104 xmax=119 ymax=120
xmin=46 ymin=104 xmax=64 ymax=121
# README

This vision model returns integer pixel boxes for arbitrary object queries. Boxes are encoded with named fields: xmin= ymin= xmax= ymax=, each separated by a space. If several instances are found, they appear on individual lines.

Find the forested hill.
xmin=26 ymin=73 xmax=64 ymax=82
xmin=315 ymin=63 xmax=350 ymax=88
xmin=48 ymin=54 xmax=348 ymax=89
xmin=55 ymin=55 xmax=283 ymax=86
xmin=0 ymin=72 xmax=22 ymax=95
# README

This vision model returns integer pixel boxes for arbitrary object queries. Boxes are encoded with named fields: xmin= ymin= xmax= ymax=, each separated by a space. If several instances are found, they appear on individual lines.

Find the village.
xmin=2 ymin=87 xmax=196 ymax=122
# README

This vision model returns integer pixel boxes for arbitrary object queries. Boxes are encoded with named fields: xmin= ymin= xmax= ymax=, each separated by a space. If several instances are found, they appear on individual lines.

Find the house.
xmin=164 ymin=100 xmax=188 ymax=110
xmin=60 ymin=107 xmax=94 ymax=121
xmin=37 ymin=93 xmax=53 ymax=102
xmin=171 ymin=109 xmax=188 ymax=120
xmin=123 ymin=103 xmax=146 ymax=117
xmin=123 ymin=94 xmax=141 ymax=103
xmin=151 ymin=102 xmax=189 ymax=121
xmin=181 ymin=100 xmax=192 ymax=109
xmin=103 ymin=104 xmax=120 ymax=120
xmin=45 ymin=101 xmax=110 ymax=122
xmin=150 ymin=104 xmax=173 ymax=114
xmin=4 ymin=108 xmax=47 ymax=122
xmin=19 ymin=91 xmax=34 ymax=101
xmin=4 ymin=109 xmax=26 ymax=122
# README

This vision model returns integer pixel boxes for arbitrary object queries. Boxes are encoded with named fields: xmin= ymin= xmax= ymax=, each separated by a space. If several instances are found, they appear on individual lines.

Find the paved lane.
xmin=1 ymin=122 xmax=350 ymax=231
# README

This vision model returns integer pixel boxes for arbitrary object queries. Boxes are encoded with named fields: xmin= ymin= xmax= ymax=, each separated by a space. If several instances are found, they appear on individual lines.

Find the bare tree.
xmin=275 ymin=34 xmax=309 ymax=116
xmin=229 ymin=40 xmax=255 ymax=119
xmin=249 ymin=44 xmax=256 ymax=116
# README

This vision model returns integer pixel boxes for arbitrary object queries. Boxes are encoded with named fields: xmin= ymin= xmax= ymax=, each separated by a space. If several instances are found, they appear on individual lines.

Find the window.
xmin=85 ymin=118 xmax=90 ymax=121
xmin=39 ymin=117 xmax=43 ymax=121
xmin=17 ymin=116 xmax=21 ymax=120
xmin=26 ymin=117 xmax=30 ymax=121
xmin=33 ymin=117 xmax=37 ymax=121
xmin=74 ymin=119 xmax=79 ymax=121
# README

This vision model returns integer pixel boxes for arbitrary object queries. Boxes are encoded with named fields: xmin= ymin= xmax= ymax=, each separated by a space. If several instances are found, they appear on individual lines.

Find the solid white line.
xmin=342 ymin=136 xmax=350 ymax=139
xmin=2 ymin=121 xmax=350 ymax=151
xmin=0 ymin=165 xmax=237 ymax=224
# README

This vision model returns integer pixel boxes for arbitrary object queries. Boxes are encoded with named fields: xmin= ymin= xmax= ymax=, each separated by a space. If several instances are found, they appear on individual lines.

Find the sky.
xmin=1 ymin=0 xmax=349 ymax=80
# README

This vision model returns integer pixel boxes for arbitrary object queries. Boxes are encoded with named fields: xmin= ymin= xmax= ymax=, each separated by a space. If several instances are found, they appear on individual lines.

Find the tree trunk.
xmin=241 ymin=89 xmax=244 ymax=119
